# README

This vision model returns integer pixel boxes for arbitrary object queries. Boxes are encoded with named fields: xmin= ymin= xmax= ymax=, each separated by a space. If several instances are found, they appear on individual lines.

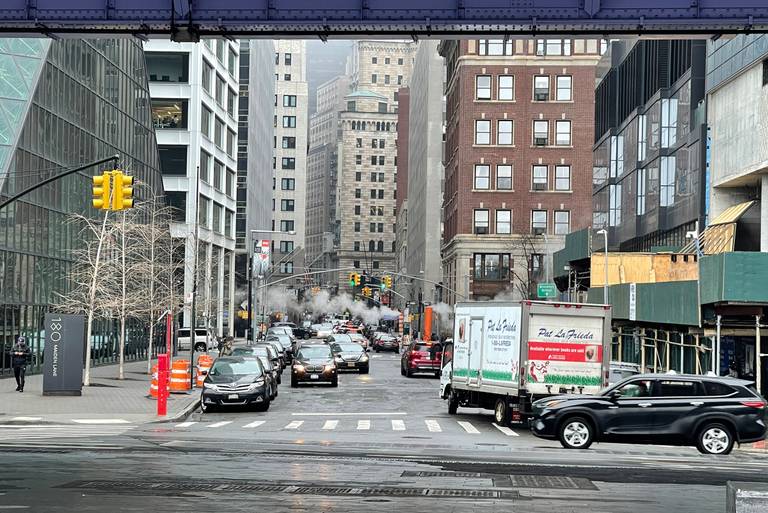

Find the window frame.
xmin=555 ymin=75 xmax=572 ymax=101
xmin=475 ymin=120 xmax=491 ymax=145
xmin=533 ymin=120 xmax=549 ymax=146
xmin=498 ymin=75 xmax=514 ymax=101
xmin=554 ymin=210 xmax=570 ymax=235
xmin=554 ymin=165 xmax=571 ymax=191
xmin=475 ymin=75 xmax=491 ymax=100
xmin=496 ymin=165 xmax=513 ymax=190
xmin=497 ymin=120 xmax=513 ymax=145
xmin=473 ymin=209 xmax=490 ymax=235
xmin=473 ymin=164 xmax=490 ymax=190
xmin=555 ymin=120 xmax=572 ymax=146
xmin=496 ymin=209 xmax=511 ymax=234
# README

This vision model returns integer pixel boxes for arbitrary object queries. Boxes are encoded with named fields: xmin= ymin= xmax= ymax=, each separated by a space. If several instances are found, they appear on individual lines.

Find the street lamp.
xmin=248 ymin=229 xmax=296 ymax=340
xmin=596 ymin=229 xmax=608 ymax=304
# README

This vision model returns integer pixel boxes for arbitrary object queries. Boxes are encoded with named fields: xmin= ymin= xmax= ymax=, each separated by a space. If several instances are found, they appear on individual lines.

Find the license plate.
xmin=228 ymin=394 xmax=239 ymax=400
xmin=347 ymin=362 xmax=355 ymax=367
xmin=310 ymin=374 xmax=319 ymax=380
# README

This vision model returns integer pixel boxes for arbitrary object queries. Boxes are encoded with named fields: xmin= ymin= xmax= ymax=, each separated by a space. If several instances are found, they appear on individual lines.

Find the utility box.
xmin=43 ymin=313 xmax=85 ymax=396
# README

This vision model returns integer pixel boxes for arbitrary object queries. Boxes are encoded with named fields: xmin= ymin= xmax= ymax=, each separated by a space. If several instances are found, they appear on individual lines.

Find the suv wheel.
xmin=194 ymin=342 xmax=207 ymax=353
xmin=696 ymin=423 xmax=734 ymax=455
xmin=558 ymin=416 xmax=594 ymax=449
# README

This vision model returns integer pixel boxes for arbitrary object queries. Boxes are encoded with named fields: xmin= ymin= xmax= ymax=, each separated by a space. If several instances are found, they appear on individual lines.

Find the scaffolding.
xmin=611 ymin=326 xmax=713 ymax=375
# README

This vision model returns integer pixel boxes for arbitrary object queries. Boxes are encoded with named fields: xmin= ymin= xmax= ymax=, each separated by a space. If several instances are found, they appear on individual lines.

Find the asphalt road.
xmin=0 ymin=340 xmax=766 ymax=512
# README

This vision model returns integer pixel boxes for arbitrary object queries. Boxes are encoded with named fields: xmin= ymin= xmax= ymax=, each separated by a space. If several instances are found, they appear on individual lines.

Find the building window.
xmin=474 ymin=164 xmax=490 ymax=189
xmin=531 ymin=210 xmax=547 ymax=233
xmin=637 ymin=114 xmax=647 ymax=162
xmin=496 ymin=210 xmax=511 ymax=234
xmin=478 ymin=39 xmax=513 ymax=56
xmin=279 ymin=262 xmax=294 ymax=274
xmin=372 ymin=57 xmax=378 ymax=64
xmin=355 ymin=189 xmax=361 ymax=198
xmin=281 ymin=157 xmax=296 ymax=169
xmin=533 ymin=76 xmax=549 ymax=101
xmin=555 ymin=120 xmax=571 ymax=146
xmin=476 ymin=75 xmax=491 ymax=100
xmin=371 ymin=74 xmax=377 ymax=84
xmin=497 ymin=120 xmax=513 ymax=145
xmin=556 ymin=75 xmax=572 ymax=101
xmin=201 ymin=106 xmax=212 ymax=138
xmin=378 ymin=155 xmax=385 ymax=165
xmin=215 ymin=117 xmax=224 ymax=148
xmin=215 ymin=74 xmax=225 ymax=106
xmin=353 ymin=260 xmax=361 ymax=268
xmin=660 ymin=156 xmax=676 ymax=207
xmin=609 ymin=184 xmax=622 ymax=226
xmin=384 ymin=75 xmax=390 ymax=85
xmin=284 ymin=53 xmax=292 ymax=65
xmin=498 ymin=75 xmax=514 ymax=100
xmin=146 ymin=52 xmax=189 ymax=83
xmin=371 ymin=155 xmax=378 ymax=165
xmin=661 ymin=98 xmax=678 ymax=148
xmin=158 ymin=145 xmax=187 ymax=176
xmin=369 ymin=223 xmax=376 ymax=233
xmin=497 ymin=165 xmax=512 ymax=190
xmin=281 ymin=199 xmax=295 ymax=212
xmin=227 ymin=88 xmax=236 ymax=117
xmin=284 ymin=74 xmax=291 ymax=81
xmin=201 ymin=60 xmax=213 ymax=93
xmin=532 ymin=165 xmax=548 ymax=190
xmin=152 ymin=98 xmax=188 ymax=130
xmin=397 ymin=75 xmax=403 ymax=85
xmin=282 ymin=116 xmax=297 ymax=128
xmin=280 ymin=220 xmax=295 ymax=232
xmin=354 ymin=222 xmax=360 ymax=232
xmin=536 ymin=39 xmax=572 ymax=56
xmin=355 ymin=172 xmax=361 ymax=181
xmin=282 ymin=136 xmax=296 ymax=149
xmin=280 ymin=241 xmax=294 ymax=253
xmin=475 ymin=120 xmax=491 ymax=145
xmin=609 ymin=135 xmax=624 ymax=178
xmin=474 ymin=209 xmax=490 ymax=234
xmin=355 ymin=205 xmax=361 ymax=215
xmin=554 ymin=211 xmax=570 ymax=235
xmin=200 ymin=150 xmax=211 ymax=182
xmin=555 ymin=165 xmax=571 ymax=191
xmin=474 ymin=253 xmax=511 ymax=281
xmin=370 ymin=189 xmax=376 ymax=198
xmin=213 ymin=160 xmax=224 ymax=189
xmin=636 ymin=168 xmax=647 ymax=215
xmin=354 ymin=241 xmax=361 ymax=251
xmin=283 ymin=95 xmax=297 ymax=107
xmin=281 ymin=178 xmax=295 ymax=190
xmin=227 ymin=129 xmax=236 ymax=157
xmin=355 ymin=154 xmax=362 ymax=165
xmin=533 ymin=120 xmax=549 ymax=146
xmin=198 ymin=196 xmax=210 ymax=228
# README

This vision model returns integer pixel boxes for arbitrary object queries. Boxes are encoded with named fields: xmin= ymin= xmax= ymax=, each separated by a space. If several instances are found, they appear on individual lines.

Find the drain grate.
xmin=402 ymin=471 xmax=487 ymax=478
xmin=401 ymin=471 xmax=595 ymax=491
xmin=427 ymin=489 xmax=498 ymax=498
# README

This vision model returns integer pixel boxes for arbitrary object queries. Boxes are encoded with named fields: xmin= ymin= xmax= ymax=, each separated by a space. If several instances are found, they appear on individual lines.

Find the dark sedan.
xmin=293 ymin=326 xmax=317 ymax=340
xmin=330 ymin=342 xmax=370 ymax=373
xmin=291 ymin=344 xmax=338 ymax=387
xmin=372 ymin=334 xmax=399 ymax=353
xmin=201 ymin=357 xmax=271 ymax=413
xmin=232 ymin=346 xmax=281 ymax=388
xmin=531 ymin=374 xmax=767 ymax=455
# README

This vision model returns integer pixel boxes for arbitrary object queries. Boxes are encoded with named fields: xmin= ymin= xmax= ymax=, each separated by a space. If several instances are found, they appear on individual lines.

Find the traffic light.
xmin=379 ymin=279 xmax=385 ymax=291
xmin=384 ymin=275 xmax=392 ymax=289
xmin=92 ymin=172 xmax=110 ymax=210
xmin=348 ymin=273 xmax=356 ymax=287
xmin=111 ymin=171 xmax=134 ymax=211
xmin=354 ymin=273 xmax=361 ymax=286
xmin=362 ymin=286 xmax=371 ymax=297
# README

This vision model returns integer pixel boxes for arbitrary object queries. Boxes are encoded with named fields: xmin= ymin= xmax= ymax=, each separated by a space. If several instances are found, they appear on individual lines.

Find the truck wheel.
xmin=494 ymin=398 xmax=510 ymax=426
xmin=448 ymin=391 xmax=459 ymax=415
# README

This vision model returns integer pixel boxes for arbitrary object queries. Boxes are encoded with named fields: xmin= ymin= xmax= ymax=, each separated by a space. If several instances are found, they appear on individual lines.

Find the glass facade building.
xmin=0 ymin=39 xmax=164 ymax=375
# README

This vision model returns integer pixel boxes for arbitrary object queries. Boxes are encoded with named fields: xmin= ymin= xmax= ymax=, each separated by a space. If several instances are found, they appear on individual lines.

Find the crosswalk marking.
xmin=285 ymin=420 xmax=304 ymax=430
xmin=207 ymin=421 xmax=232 ymax=428
xmin=391 ymin=419 xmax=405 ymax=431
xmin=322 ymin=420 xmax=338 ymax=430
xmin=72 ymin=419 xmax=131 ymax=424
xmin=0 ymin=424 xmax=133 ymax=442
xmin=357 ymin=420 xmax=371 ymax=430
xmin=425 ymin=420 xmax=442 ymax=433
xmin=492 ymin=423 xmax=519 ymax=436
xmin=243 ymin=420 xmax=266 ymax=429
xmin=176 ymin=421 xmax=197 ymax=428
xmin=457 ymin=421 xmax=480 ymax=434
xmin=11 ymin=417 xmax=42 ymax=422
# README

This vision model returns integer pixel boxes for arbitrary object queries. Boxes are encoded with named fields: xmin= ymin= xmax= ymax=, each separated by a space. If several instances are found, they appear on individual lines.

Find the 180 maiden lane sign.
xmin=43 ymin=313 xmax=85 ymax=396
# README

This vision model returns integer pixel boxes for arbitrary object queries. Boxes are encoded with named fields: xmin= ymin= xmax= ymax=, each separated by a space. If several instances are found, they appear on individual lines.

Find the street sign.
xmin=253 ymin=239 xmax=270 ymax=276
xmin=43 ymin=313 xmax=85 ymax=396
xmin=629 ymin=283 xmax=637 ymax=320
xmin=537 ymin=283 xmax=557 ymax=299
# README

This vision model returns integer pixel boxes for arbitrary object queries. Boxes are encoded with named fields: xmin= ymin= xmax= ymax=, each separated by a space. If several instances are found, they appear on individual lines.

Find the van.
xmin=177 ymin=328 xmax=215 ymax=352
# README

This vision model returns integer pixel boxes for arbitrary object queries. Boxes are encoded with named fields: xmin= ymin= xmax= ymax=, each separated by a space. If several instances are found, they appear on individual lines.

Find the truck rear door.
xmin=468 ymin=317 xmax=483 ymax=386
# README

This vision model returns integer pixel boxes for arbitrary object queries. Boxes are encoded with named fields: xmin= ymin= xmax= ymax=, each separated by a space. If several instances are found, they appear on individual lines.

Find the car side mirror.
xmin=201 ymin=370 xmax=208 ymax=376
xmin=608 ymin=390 xmax=622 ymax=401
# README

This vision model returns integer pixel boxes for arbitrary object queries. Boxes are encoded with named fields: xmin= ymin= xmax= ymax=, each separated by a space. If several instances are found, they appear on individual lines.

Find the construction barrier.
xmin=149 ymin=364 xmax=170 ymax=399
xmin=196 ymin=354 xmax=214 ymax=388
xmin=169 ymin=359 xmax=193 ymax=392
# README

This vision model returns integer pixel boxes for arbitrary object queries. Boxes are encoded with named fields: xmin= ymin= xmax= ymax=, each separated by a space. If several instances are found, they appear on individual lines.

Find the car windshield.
xmin=255 ymin=345 xmax=277 ymax=358
xmin=349 ymin=334 xmax=364 ymax=340
xmin=413 ymin=343 xmax=434 ymax=352
xmin=297 ymin=346 xmax=332 ymax=359
xmin=332 ymin=334 xmax=353 ymax=343
xmin=230 ymin=347 xmax=256 ymax=357
xmin=332 ymin=343 xmax=362 ymax=353
xmin=209 ymin=359 xmax=263 ymax=377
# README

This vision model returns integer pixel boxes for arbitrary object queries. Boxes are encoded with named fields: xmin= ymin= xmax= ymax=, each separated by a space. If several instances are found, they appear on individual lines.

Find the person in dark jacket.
xmin=11 ymin=336 xmax=31 ymax=392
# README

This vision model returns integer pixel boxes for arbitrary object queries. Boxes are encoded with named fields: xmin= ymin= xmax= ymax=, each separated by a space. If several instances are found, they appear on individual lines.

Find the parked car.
xmin=177 ymin=328 xmax=215 ymax=352
xmin=348 ymin=333 xmax=370 ymax=351
xmin=293 ymin=326 xmax=317 ymax=340
xmin=272 ymin=321 xmax=296 ymax=329
xmin=531 ymin=374 xmax=767 ymax=455
xmin=313 ymin=323 xmax=334 ymax=338
xmin=330 ymin=341 xmax=369 ymax=373
xmin=232 ymin=346 xmax=281 ymax=388
xmin=254 ymin=343 xmax=282 ymax=378
xmin=268 ymin=333 xmax=295 ymax=362
xmin=200 ymin=357 xmax=271 ymax=413
xmin=372 ymin=333 xmax=399 ymax=353
xmin=291 ymin=344 xmax=338 ymax=387
xmin=401 ymin=341 xmax=442 ymax=377
xmin=326 ymin=334 xmax=354 ymax=346
xmin=263 ymin=337 xmax=287 ymax=369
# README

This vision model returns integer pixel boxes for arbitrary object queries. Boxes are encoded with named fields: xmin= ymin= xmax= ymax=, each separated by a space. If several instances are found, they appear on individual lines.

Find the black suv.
xmin=531 ymin=374 xmax=766 ymax=455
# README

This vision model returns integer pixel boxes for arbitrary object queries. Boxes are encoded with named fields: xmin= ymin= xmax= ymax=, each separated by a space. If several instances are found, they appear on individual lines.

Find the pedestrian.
xmin=11 ymin=336 xmax=31 ymax=392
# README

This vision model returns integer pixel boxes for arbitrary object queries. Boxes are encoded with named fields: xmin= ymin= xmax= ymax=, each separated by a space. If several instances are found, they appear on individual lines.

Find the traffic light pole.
xmin=0 ymin=154 xmax=120 ymax=211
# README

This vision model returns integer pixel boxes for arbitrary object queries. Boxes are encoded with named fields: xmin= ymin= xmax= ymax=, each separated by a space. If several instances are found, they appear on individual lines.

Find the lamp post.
xmin=248 ymin=229 xmax=295 ymax=340
xmin=596 ymin=229 xmax=609 ymax=304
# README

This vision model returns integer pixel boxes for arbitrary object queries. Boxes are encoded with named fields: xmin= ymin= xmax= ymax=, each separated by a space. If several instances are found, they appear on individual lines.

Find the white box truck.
xmin=440 ymin=300 xmax=611 ymax=425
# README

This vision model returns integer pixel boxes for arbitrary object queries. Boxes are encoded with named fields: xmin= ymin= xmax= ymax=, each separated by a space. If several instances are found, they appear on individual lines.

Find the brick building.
xmin=438 ymin=39 xmax=602 ymax=303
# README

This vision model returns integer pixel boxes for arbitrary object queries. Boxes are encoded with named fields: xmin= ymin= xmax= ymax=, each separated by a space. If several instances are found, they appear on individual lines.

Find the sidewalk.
xmin=0 ymin=358 xmax=199 ymax=424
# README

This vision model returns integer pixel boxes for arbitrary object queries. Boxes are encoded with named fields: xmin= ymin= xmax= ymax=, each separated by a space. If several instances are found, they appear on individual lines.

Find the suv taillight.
xmin=741 ymin=401 xmax=767 ymax=409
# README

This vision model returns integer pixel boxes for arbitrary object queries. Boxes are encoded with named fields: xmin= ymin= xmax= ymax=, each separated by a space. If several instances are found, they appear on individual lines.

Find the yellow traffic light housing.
xmin=111 ymin=171 xmax=134 ymax=211
xmin=92 ymin=172 xmax=111 ymax=210
xmin=354 ymin=273 xmax=361 ymax=286
xmin=384 ymin=276 xmax=392 ymax=288
xmin=348 ymin=273 xmax=356 ymax=287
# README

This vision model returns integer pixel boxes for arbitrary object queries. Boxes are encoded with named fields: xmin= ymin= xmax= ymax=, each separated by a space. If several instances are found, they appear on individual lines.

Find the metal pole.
xmin=756 ymin=315 xmax=762 ymax=395
xmin=247 ymin=253 xmax=252 ymax=341
xmin=715 ymin=314 xmax=722 ymax=375
xmin=603 ymin=231 xmax=609 ymax=304
xmin=190 ymin=165 xmax=201 ymax=388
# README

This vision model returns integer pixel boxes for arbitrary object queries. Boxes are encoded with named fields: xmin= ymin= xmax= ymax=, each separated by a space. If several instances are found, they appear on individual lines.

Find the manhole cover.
xmin=507 ymin=475 xmax=596 ymax=490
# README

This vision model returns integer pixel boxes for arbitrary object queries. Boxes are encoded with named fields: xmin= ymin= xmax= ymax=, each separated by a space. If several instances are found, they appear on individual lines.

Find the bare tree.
xmin=506 ymin=234 xmax=544 ymax=300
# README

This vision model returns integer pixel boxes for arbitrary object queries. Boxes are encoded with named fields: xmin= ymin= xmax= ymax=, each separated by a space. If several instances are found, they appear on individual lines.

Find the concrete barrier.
xmin=727 ymin=482 xmax=768 ymax=513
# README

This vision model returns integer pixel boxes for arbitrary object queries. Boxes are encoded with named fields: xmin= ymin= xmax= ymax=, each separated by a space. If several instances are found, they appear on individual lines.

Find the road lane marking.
xmin=10 ymin=417 xmax=41 ymax=422
xmin=492 ymin=423 xmax=519 ymax=436
xmin=207 ymin=421 xmax=233 ymax=428
xmin=243 ymin=421 xmax=266 ymax=429
xmin=72 ymin=419 xmax=131 ymax=424
xmin=357 ymin=420 xmax=371 ymax=430
xmin=176 ymin=421 xmax=197 ymax=428
xmin=457 ymin=421 xmax=480 ymax=434
xmin=285 ymin=420 xmax=304 ymax=430
xmin=425 ymin=420 xmax=442 ymax=432
xmin=291 ymin=412 xmax=406 ymax=416
xmin=391 ymin=420 xmax=405 ymax=431
xmin=322 ymin=420 xmax=339 ymax=430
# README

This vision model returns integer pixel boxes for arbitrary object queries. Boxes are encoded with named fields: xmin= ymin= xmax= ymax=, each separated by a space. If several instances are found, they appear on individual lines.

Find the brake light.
xmin=741 ymin=401 xmax=766 ymax=409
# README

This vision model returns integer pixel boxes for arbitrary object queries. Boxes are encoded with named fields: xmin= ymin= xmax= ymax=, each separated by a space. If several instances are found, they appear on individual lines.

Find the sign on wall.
xmin=253 ymin=239 xmax=271 ymax=277
xmin=43 ymin=313 xmax=85 ymax=396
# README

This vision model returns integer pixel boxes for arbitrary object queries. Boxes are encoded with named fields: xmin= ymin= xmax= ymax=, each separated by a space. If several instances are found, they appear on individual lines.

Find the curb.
xmin=151 ymin=394 xmax=200 ymax=423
